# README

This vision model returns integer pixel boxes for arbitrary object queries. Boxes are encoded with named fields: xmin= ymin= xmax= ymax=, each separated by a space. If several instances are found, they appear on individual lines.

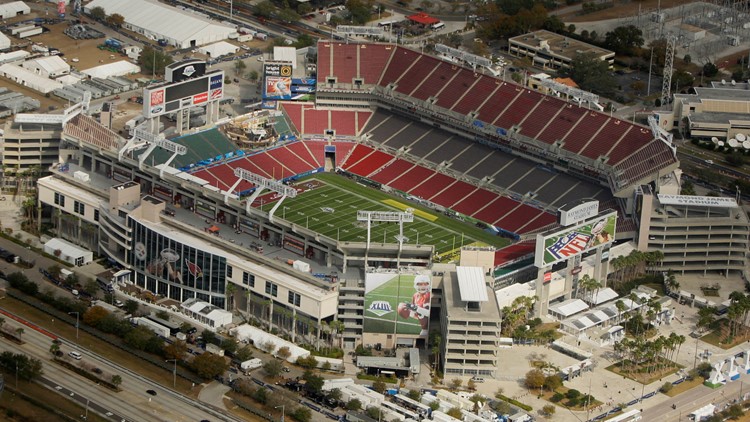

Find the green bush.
xmin=551 ymin=392 xmax=565 ymax=403
xmin=495 ymin=393 xmax=533 ymax=412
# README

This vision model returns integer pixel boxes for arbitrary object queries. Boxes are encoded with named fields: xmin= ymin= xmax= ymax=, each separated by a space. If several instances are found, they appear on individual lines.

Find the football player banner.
xmin=363 ymin=273 xmax=431 ymax=337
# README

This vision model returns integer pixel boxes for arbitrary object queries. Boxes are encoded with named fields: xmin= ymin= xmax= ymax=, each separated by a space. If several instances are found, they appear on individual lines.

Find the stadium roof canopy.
xmin=407 ymin=12 xmax=440 ymax=26
xmin=84 ymin=0 xmax=236 ymax=48
xmin=456 ymin=266 xmax=488 ymax=302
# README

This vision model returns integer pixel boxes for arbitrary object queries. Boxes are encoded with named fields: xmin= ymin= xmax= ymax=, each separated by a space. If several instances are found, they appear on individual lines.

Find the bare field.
xmin=564 ymin=0 xmax=693 ymax=22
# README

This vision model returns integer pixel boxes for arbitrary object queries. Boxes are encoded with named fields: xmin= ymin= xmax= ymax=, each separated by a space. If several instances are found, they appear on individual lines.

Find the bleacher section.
xmin=280 ymin=102 xmax=371 ymax=137
xmin=63 ymin=114 xmax=122 ymax=151
xmin=315 ymin=42 xmax=677 ymax=179
xmin=143 ymin=128 xmax=237 ymax=169
xmin=317 ymin=42 xmax=394 ymax=86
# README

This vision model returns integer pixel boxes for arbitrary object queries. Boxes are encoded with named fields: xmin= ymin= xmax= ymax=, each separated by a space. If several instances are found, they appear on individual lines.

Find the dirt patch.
xmin=564 ymin=0 xmax=692 ymax=22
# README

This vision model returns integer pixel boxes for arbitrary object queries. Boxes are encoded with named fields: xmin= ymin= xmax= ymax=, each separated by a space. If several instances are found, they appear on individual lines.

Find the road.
xmin=641 ymin=377 xmax=749 ymax=421
xmin=0 ymin=308 xmax=239 ymax=422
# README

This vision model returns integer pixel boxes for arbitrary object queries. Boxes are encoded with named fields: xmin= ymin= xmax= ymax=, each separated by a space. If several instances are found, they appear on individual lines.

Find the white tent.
xmin=0 ymin=1 xmax=30 ymax=19
xmin=0 ymin=32 xmax=10 ymax=51
xmin=230 ymin=324 xmax=310 ymax=363
xmin=82 ymin=61 xmax=140 ymax=79
xmin=56 ymin=74 xmax=83 ymax=85
xmin=0 ymin=64 xmax=63 ymax=93
xmin=180 ymin=298 xmax=232 ymax=328
xmin=0 ymin=50 xmax=28 ymax=65
xmin=43 ymin=238 xmax=93 ymax=266
xmin=273 ymin=46 xmax=297 ymax=69
xmin=22 ymin=56 xmax=70 ymax=78
xmin=84 ymin=0 xmax=236 ymax=48
xmin=198 ymin=41 xmax=239 ymax=58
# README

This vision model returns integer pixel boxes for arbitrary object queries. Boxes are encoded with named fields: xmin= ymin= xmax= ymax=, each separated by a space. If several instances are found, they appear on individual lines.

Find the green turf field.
xmin=259 ymin=173 xmax=509 ymax=257
xmin=364 ymin=273 xmax=427 ymax=336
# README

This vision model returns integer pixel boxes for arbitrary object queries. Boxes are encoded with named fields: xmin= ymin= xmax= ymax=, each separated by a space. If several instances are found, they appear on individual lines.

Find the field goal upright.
xmin=357 ymin=210 xmax=414 ymax=268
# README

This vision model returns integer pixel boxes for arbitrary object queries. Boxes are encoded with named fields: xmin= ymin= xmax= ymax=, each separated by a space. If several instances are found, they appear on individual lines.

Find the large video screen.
xmin=143 ymin=69 xmax=224 ymax=118
xmin=364 ymin=272 xmax=432 ymax=338
xmin=534 ymin=212 xmax=617 ymax=267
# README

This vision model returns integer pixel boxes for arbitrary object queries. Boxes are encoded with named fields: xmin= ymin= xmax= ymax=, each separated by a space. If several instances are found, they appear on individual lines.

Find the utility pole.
xmin=166 ymin=359 xmax=177 ymax=388
xmin=69 ymin=312 xmax=79 ymax=339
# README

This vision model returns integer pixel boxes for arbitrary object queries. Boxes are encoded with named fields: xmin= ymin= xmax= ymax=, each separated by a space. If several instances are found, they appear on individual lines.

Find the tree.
xmin=125 ymin=326 xmax=157 ymax=350
xmin=544 ymin=374 xmax=562 ymax=391
xmin=89 ymin=6 xmax=106 ymax=21
xmin=566 ymin=52 xmax=616 ymax=96
xmin=347 ymin=398 xmax=362 ymax=411
xmin=111 ymin=374 xmax=122 ymax=387
xmin=524 ymin=369 xmax=545 ymax=390
xmin=450 ymin=378 xmax=462 ymax=391
xmin=164 ymin=340 xmax=188 ymax=360
xmin=346 ymin=0 xmax=372 ymax=25
xmin=291 ymin=407 xmax=312 ymax=422
xmin=234 ymin=59 xmax=247 ymax=76
xmin=254 ymin=0 xmax=275 ymax=18
xmin=14 ymin=327 xmax=23 ymax=341
xmin=138 ymin=46 xmax=174 ymax=77
xmin=277 ymin=346 xmax=292 ymax=361
xmin=328 ymin=388 xmax=343 ymax=402
xmin=247 ymin=70 xmax=260 ymax=82
xmin=236 ymin=346 xmax=253 ymax=362
xmin=303 ymin=370 xmax=324 ymax=394
xmin=366 ymin=406 xmax=381 ymax=420
xmin=542 ymin=404 xmax=556 ymax=416
xmin=106 ymin=13 xmax=125 ymax=28
xmin=264 ymin=359 xmax=284 ymax=377
xmin=672 ymin=70 xmax=695 ymax=91
xmin=83 ymin=306 xmax=110 ymax=326
xmin=372 ymin=379 xmax=386 ymax=394
xmin=191 ymin=352 xmax=229 ymax=379
xmin=702 ymin=62 xmax=719 ymax=77
xmin=408 ymin=389 xmax=421 ymax=401
xmin=202 ymin=329 xmax=218 ymax=346
xmin=446 ymin=407 xmax=463 ymax=419
xmin=276 ymin=7 xmax=301 ymax=23
xmin=604 ymin=25 xmax=644 ymax=55
xmin=221 ymin=338 xmax=238 ymax=355
xmin=253 ymin=387 xmax=269 ymax=404
xmin=50 ymin=341 xmax=61 ymax=357
xmin=123 ymin=299 xmax=139 ymax=315
xmin=467 ymin=378 xmax=477 ymax=391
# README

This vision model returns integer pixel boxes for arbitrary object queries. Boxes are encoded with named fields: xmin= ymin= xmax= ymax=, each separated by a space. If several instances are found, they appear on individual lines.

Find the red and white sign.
xmin=210 ymin=88 xmax=223 ymax=100
xmin=543 ymin=272 xmax=552 ymax=284
xmin=150 ymin=89 xmax=165 ymax=106
xmin=193 ymin=92 xmax=208 ymax=104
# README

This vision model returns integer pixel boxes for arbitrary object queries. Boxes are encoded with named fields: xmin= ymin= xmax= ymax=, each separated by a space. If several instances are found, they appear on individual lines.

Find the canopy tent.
xmin=82 ymin=61 xmax=140 ymax=79
xmin=198 ymin=41 xmax=239 ymax=58
xmin=407 ymin=12 xmax=440 ymax=26
xmin=231 ymin=324 xmax=310 ymax=362
xmin=180 ymin=297 xmax=232 ymax=328
xmin=43 ymin=238 xmax=93 ymax=266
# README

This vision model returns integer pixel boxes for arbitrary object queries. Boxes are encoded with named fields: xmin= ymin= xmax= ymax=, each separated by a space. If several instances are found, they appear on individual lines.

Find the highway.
xmin=0 ymin=309 xmax=242 ymax=422
xmin=641 ymin=377 xmax=749 ymax=421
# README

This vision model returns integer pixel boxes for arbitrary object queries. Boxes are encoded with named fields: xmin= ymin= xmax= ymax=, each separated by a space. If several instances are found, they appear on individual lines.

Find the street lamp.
xmin=166 ymin=359 xmax=177 ymax=388
xmin=275 ymin=405 xmax=285 ymax=422
xmin=68 ymin=312 xmax=79 ymax=339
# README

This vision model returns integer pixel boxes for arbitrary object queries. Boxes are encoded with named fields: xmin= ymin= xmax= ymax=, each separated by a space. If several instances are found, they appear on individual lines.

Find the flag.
xmin=185 ymin=259 xmax=203 ymax=279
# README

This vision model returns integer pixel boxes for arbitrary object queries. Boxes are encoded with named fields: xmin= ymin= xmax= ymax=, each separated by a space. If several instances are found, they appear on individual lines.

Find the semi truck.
xmin=240 ymin=358 xmax=263 ymax=373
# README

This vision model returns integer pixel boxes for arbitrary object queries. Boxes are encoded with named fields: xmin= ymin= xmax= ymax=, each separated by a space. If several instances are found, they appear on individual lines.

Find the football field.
xmin=258 ymin=173 xmax=508 ymax=256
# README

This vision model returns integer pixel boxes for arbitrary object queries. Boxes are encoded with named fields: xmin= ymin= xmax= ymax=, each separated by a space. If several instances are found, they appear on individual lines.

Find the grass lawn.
xmin=700 ymin=324 xmax=750 ymax=349
xmin=539 ymin=386 xmax=603 ymax=411
xmin=605 ymin=361 xmax=683 ymax=384
xmin=0 ymin=376 xmax=108 ymax=422
xmin=0 ymin=295 xmax=200 ymax=397
xmin=664 ymin=377 xmax=704 ymax=397
xmin=259 ymin=173 xmax=509 ymax=257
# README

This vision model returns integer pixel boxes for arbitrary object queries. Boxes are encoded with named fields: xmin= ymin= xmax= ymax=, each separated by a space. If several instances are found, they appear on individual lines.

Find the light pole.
xmin=68 ymin=312 xmax=79 ymax=339
xmin=275 ymin=405 xmax=285 ymax=422
xmin=166 ymin=359 xmax=177 ymax=388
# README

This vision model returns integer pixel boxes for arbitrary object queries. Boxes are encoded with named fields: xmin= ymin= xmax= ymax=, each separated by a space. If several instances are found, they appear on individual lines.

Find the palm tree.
xmin=615 ymin=300 xmax=626 ymax=325
xmin=225 ymin=282 xmax=236 ymax=313
xmin=0 ymin=316 xmax=5 ymax=332
xmin=15 ymin=327 xmax=24 ymax=341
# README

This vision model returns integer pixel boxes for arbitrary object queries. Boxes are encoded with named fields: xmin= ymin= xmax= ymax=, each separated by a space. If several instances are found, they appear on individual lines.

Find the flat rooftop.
xmin=678 ymin=87 xmax=750 ymax=102
xmin=443 ymin=267 xmax=500 ymax=320
xmin=509 ymin=30 xmax=614 ymax=59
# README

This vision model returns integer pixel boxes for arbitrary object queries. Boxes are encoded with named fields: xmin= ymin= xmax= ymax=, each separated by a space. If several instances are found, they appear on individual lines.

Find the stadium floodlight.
xmin=227 ymin=168 xmax=297 ymax=220
xmin=336 ymin=25 xmax=384 ymax=36
xmin=356 ymin=210 xmax=414 ymax=266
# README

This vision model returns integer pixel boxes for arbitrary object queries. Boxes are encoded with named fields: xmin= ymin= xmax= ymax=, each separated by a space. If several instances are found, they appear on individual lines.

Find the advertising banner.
xmin=534 ymin=212 xmax=617 ymax=267
xmin=364 ymin=272 xmax=431 ymax=338
xmin=265 ymin=76 xmax=292 ymax=100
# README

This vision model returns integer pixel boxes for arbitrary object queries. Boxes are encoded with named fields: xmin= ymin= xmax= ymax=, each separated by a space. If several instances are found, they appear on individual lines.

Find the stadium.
xmin=40 ymin=39 xmax=680 ymax=349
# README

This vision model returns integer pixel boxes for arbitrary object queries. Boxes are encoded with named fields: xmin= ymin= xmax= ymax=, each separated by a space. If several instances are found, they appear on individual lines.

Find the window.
xmin=74 ymin=201 xmax=85 ymax=215
xmin=288 ymin=291 xmax=301 ymax=307
xmin=243 ymin=272 xmax=255 ymax=287
xmin=94 ymin=209 xmax=99 ymax=222
xmin=54 ymin=192 xmax=65 ymax=206
xmin=226 ymin=265 xmax=233 ymax=279
xmin=265 ymin=281 xmax=277 ymax=297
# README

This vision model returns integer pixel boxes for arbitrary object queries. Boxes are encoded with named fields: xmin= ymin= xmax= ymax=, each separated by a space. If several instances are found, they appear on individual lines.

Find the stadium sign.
xmin=558 ymin=200 xmax=599 ymax=226
xmin=264 ymin=62 xmax=292 ymax=77
xmin=143 ymin=69 xmax=224 ymax=118
xmin=534 ymin=211 xmax=616 ymax=267
xmin=166 ymin=59 xmax=207 ymax=83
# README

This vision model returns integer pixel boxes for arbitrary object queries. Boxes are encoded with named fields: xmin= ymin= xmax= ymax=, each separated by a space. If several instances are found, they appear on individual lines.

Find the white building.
xmin=0 ymin=1 xmax=30 ymax=20
xmin=0 ymin=32 xmax=10 ymax=51
xmin=0 ymin=64 xmax=63 ymax=93
xmin=43 ymin=237 xmax=94 ymax=266
xmin=84 ymin=0 xmax=237 ymax=48
xmin=82 ymin=61 xmax=140 ymax=79
xmin=198 ymin=41 xmax=239 ymax=58
xmin=22 ymin=56 xmax=71 ymax=78
xmin=181 ymin=298 xmax=233 ymax=328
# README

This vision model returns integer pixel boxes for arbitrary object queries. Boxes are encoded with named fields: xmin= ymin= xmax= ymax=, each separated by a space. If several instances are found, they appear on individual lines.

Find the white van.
xmin=431 ymin=22 xmax=445 ymax=31
xmin=68 ymin=351 xmax=82 ymax=360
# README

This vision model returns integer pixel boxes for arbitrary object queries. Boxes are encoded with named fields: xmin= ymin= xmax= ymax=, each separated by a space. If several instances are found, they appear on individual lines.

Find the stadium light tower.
xmin=228 ymin=168 xmax=297 ymax=222
xmin=356 ymin=210 xmax=414 ymax=267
